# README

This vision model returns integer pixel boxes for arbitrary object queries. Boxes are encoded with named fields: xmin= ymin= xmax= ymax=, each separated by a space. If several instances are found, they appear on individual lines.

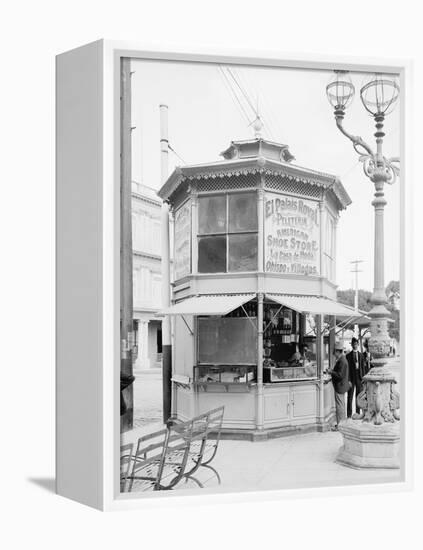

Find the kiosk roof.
xmin=157 ymin=294 xmax=255 ymax=316
xmin=266 ymin=294 xmax=363 ymax=318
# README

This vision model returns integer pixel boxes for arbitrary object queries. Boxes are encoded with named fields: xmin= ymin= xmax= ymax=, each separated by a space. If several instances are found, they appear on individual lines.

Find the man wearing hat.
xmin=346 ymin=337 xmax=366 ymax=418
xmin=328 ymin=342 xmax=349 ymax=430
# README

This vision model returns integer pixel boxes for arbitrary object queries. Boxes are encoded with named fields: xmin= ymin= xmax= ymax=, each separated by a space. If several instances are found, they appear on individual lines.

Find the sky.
xmin=130 ymin=59 xmax=400 ymax=291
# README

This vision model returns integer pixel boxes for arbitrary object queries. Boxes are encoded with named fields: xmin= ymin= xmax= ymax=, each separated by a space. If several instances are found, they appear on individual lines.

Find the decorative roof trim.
xmin=158 ymin=158 xmax=351 ymax=209
xmin=220 ymin=137 xmax=294 ymax=161
xmin=331 ymin=178 xmax=352 ymax=210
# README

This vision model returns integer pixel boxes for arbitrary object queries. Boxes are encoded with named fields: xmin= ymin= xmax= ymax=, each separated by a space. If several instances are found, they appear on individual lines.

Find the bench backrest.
xmin=131 ymin=427 xmax=168 ymax=483
xmin=130 ymin=420 xmax=194 ymax=490
xmin=204 ymin=406 xmax=225 ymax=438
xmin=126 ymin=407 xmax=224 ymax=492
xmin=156 ymin=419 xmax=195 ymax=489
xmin=120 ymin=442 xmax=134 ymax=492
xmin=134 ymin=427 xmax=168 ymax=462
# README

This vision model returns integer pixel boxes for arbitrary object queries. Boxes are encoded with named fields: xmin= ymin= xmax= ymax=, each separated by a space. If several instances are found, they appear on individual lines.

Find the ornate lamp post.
xmin=326 ymin=71 xmax=401 ymax=468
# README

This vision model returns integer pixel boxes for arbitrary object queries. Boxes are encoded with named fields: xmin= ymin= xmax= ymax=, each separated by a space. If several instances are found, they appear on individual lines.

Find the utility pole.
xmin=120 ymin=58 xmax=134 ymax=432
xmin=160 ymin=104 xmax=172 ymax=423
xmin=350 ymin=259 xmax=363 ymax=341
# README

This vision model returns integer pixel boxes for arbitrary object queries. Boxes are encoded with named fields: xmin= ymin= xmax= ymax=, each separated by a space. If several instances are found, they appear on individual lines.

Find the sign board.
xmin=174 ymin=202 xmax=191 ymax=280
xmin=264 ymin=192 xmax=320 ymax=276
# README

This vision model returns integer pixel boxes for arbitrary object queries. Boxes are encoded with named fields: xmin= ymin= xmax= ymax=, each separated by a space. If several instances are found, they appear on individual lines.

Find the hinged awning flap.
xmin=157 ymin=294 xmax=255 ymax=316
xmin=266 ymin=294 xmax=362 ymax=318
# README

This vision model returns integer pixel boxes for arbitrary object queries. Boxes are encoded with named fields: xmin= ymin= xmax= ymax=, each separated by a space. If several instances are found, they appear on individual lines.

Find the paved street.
xmin=133 ymin=369 xmax=163 ymax=428
xmin=125 ymin=358 xmax=403 ymax=493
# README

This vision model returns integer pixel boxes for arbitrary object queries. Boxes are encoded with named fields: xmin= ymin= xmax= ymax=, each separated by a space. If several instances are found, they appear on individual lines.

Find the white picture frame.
xmin=56 ymin=39 xmax=413 ymax=511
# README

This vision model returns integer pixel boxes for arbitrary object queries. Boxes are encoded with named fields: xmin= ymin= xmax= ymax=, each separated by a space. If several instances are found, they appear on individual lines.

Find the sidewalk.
xmin=123 ymin=359 xmax=402 ymax=492
xmin=202 ymin=430 xmax=401 ymax=492
xmin=122 ymin=426 xmax=401 ymax=493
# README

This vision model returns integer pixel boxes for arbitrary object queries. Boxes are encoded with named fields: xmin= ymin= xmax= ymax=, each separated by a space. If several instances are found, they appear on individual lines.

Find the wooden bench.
xmin=121 ymin=406 xmax=224 ymax=492
xmin=176 ymin=406 xmax=225 ymax=487
xmin=126 ymin=421 xmax=193 ymax=492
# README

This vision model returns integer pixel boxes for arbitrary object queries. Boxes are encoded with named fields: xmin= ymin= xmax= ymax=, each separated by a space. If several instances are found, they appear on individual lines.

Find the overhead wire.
xmin=233 ymin=66 xmax=279 ymax=141
xmin=226 ymin=66 xmax=278 ymax=141
xmin=340 ymin=160 xmax=360 ymax=180
xmin=237 ymin=67 xmax=282 ymax=141
xmin=168 ymin=143 xmax=187 ymax=165
xmin=224 ymin=66 xmax=267 ymax=135
xmin=226 ymin=66 xmax=258 ymax=118
xmin=220 ymin=64 xmax=283 ymax=142
xmin=218 ymin=66 xmax=253 ymax=126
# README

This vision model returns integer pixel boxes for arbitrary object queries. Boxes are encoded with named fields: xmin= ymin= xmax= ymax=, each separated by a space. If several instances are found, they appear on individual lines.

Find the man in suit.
xmin=362 ymin=339 xmax=372 ymax=374
xmin=328 ymin=343 xmax=349 ymax=431
xmin=346 ymin=337 xmax=366 ymax=418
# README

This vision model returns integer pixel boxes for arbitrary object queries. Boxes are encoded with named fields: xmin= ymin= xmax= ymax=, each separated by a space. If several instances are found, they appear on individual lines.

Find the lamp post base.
xmin=336 ymin=352 xmax=400 ymax=470
xmin=336 ymin=419 xmax=400 ymax=469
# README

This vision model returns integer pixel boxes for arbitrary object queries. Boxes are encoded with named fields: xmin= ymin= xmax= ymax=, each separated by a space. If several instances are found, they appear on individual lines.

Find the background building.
xmin=131 ymin=180 xmax=164 ymax=372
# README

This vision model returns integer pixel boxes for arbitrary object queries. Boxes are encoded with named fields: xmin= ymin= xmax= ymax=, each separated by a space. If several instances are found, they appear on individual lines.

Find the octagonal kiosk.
xmin=158 ymin=136 xmax=360 ymax=440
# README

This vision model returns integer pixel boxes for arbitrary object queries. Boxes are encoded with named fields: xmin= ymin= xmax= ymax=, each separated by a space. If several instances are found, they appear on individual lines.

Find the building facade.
xmin=132 ymin=181 xmax=164 ymax=371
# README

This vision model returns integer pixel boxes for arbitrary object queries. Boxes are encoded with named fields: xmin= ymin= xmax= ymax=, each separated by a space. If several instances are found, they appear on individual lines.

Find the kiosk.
xmin=158 ymin=136 xmax=360 ymax=440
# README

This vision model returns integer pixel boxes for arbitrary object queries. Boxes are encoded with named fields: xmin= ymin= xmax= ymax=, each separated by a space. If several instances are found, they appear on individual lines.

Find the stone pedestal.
xmin=336 ymin=359 xmax=400 ymax=469
xmin=336 ymin=418 xmax=400 ymax=469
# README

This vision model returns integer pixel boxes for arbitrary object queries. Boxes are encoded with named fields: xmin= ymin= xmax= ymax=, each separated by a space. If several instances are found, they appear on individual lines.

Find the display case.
xmin=194 ymin=365 xmax=256 ymax=391
xmin=263 ymin=361 xmax=317 ymax=382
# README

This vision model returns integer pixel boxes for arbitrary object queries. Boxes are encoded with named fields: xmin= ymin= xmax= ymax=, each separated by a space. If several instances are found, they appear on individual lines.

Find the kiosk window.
xmin=198 ymin=235 xmax=226 ymax=273
xmin=228 ymin=234 xmax=258 ymax=271
xmin=198 ymin=192 xmax=258 ymax=273
xmin=228 ymin=193 xmax=258 ymax=232
xmin=198 ymin=317 xmax=257 ymax=364
xmin=198 ymin=195 xmax=226 ymax=234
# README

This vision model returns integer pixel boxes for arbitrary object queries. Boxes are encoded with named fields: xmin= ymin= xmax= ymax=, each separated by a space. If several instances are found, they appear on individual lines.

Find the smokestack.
xmin=160 ymin=104 xmax=169 ymax=184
